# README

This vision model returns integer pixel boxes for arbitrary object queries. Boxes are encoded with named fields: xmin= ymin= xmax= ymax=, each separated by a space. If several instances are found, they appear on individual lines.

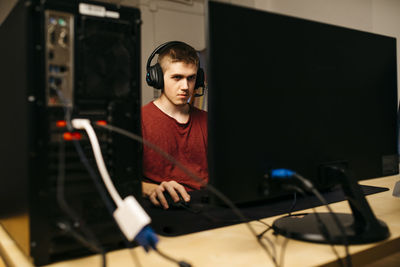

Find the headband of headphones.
xmin=145 ymin=41 xmax=205 ymax=94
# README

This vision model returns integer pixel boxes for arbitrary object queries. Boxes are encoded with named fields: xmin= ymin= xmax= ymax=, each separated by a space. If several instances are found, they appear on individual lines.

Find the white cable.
xmin=72 ymin=118 xmax=123 ymax=206
xmin=71 ymin=119 xmax=151 ymax=241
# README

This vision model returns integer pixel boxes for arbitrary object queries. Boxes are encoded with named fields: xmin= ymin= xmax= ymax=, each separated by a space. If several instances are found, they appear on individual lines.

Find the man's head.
xmin=146 ymin=41 xmax=204 ymax=107
xmin=146 ymin=41 xmax=204 ymax=91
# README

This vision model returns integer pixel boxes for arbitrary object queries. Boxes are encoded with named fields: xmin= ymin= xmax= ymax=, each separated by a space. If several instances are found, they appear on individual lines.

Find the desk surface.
xmin=1 ymin=176 xmax=400 ymax=267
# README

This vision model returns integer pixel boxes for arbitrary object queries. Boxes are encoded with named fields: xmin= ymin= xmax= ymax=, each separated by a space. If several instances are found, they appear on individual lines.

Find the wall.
xmin=139 ymin=0 xmax=206 ymax=105
xmin=255 ymin=0 xmax=373 ymax=31
xmin=371 ymin=0 xmax=400 ymax=90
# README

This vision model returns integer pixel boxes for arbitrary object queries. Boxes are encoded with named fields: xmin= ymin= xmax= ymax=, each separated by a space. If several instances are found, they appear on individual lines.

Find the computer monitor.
xmin=206 ymin=1 xmax=398 ymax=244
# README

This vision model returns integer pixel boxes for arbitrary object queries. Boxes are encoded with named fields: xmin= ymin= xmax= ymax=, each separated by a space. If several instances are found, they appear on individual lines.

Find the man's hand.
xmin=142 ymin=181 xmax=190 ymax=209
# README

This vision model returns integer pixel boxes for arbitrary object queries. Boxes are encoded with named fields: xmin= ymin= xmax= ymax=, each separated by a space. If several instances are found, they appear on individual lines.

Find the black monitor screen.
xmin=207 ymin=1 xmax=398 ymax=204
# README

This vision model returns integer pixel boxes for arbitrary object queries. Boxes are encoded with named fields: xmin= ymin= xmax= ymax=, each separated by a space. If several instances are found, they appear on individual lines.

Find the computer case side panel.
xmin=0 ymin=0 xmax=32 ymax=257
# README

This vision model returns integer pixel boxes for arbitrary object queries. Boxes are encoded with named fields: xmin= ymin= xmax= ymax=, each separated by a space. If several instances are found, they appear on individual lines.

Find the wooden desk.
xmin=1 ymin=176 xmax=400 ymax=267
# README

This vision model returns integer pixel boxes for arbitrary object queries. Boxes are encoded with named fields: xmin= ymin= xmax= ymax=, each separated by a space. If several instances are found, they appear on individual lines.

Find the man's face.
xmin=162 ymin=61 xmax=198 ymax=106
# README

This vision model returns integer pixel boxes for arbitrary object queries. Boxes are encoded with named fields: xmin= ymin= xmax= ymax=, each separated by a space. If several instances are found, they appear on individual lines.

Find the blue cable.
xmin=270 ymin=169 xmax=295 ymax=178
xmin=134 ymin=226 xmax=159 ymax=252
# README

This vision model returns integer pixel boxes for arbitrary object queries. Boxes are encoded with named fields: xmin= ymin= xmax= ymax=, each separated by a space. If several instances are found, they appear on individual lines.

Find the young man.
xmin=141 ymin=41 xmax=208 ymax=209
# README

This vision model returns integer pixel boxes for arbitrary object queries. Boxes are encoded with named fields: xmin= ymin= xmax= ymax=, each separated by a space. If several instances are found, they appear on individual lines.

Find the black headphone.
xmin=145 ymin=41 xmax=205 ymax=95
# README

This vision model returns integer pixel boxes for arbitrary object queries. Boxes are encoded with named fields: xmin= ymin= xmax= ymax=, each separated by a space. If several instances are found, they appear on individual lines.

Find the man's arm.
xmin=142 ymin=181 xmax=191 ymax=209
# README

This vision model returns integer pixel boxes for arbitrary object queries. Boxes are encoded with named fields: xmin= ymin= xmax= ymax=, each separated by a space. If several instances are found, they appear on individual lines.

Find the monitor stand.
xmin=272 ymin=166 xmax=390 ymax=244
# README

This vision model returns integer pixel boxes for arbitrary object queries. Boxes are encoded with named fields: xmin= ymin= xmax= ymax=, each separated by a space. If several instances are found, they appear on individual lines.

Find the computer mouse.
xmin=162 ymin=192 xmax=190 ymax=209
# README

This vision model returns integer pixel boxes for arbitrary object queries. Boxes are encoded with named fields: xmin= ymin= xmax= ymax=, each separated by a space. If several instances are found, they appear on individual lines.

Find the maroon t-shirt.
xmin=141 ymin=102 xmax=208 ymax=191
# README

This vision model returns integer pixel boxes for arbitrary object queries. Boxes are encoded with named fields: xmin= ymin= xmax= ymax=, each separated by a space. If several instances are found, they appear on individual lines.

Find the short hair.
xmin=158 ymin=42 xmax=199 ymax=72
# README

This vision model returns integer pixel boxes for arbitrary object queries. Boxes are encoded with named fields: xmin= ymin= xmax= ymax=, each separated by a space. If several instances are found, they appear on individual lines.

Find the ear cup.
xmin=195 ymin=67 xmax=205 ymax=89
xmin=146 ymin=63 xmax=164 ymax=89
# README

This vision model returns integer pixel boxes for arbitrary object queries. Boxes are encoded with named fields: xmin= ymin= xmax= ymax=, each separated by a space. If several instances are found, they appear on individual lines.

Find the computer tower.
xmin=0 ymin=0 xmax=142 ymax=265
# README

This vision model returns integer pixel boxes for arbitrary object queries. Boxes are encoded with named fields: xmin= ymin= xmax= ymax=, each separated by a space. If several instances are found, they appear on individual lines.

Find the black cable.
xmin=311 ymin=207 xmax=345 ymax=267
xmin=53 ymin=89 xmax=122 ymax=267
xmin=276 ymin=172 xmax=351 ymax=267
xmin=256 ymin=226 xmax=277 ymax=264
xmin=287 ymin=192 xmax=297 ymax=216
xmin=307 ymin=187 xmax=352 ymax=267
xmin=293 ymin=172 xmax=351 ymax=266
xmin=95 ymin=123 xmax=279 ymax=267
xmin=56 ymin=131 xmax=107 ymax=267
xmin=290 ymin=185 xmax=344 ymax=267
xmin=255 ymin=220 xmax=290 ymax=267
xmin=256 ymin=223 xmax=272 ymax=240
xmin=288 ymin=182 xmax=350 ymax=267
xmin=127 ymin=248 xmax=143 ymax=267
xmin=56 ymin=221 xmax=106 ymax=267
xmin=278 ymin=237 xmax=289 ymax=267
xmin=154 ymin=247 xmax=192 ymax=267
xmin=56 ymin=137 xmax=80 ymax=221
xmin=255 ymin=190 xmax=299 ymax=266
xmin=256 ymin=220 xmax=272 ymax=228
